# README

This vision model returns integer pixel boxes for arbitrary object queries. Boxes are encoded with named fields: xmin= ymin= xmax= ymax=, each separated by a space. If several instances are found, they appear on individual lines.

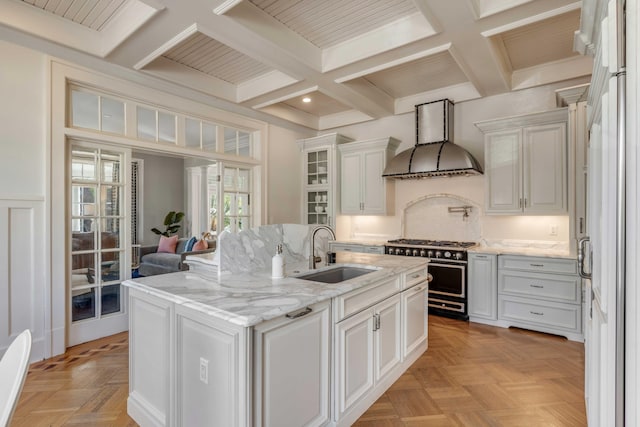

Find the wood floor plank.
xmin=13 ymin=317 xmax=586 ymax=426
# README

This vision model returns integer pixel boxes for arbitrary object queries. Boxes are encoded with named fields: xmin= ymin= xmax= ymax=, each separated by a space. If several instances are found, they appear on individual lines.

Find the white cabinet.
xmin=298 ymin=133 xmax=353 ymax=226
xmin=338 ymin=137 xmax=399 ymax=215
xmin=497 ymin=255 xmax=582 ymax=341
xmin=335 ymin=293 xmax=401 ymax=419
xmin=476 ymin=109 xmax=568 ymax=214
xmin=329 ymin=242 xmax=384 ymax=254
xmin=468 ymin=252 xmax=498 ymax=322
xmin=253 ymin=301 xmax=331 ymax=427
xmin=334 ymin=266 xmax=428 ymax=426
xmin=401 ymin=282 xmax=428 ymax=358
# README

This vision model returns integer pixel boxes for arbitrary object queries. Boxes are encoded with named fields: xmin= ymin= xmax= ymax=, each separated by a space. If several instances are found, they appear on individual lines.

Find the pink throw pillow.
xmin=158 ymin=235 xmax=179 ymax=253
xmin=193 ymin=239 xmax=208 ymax=251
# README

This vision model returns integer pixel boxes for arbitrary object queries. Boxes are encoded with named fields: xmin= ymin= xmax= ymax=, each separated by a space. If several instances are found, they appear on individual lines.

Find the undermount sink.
xmin=297 ymin=266 xmax=376 ymax=284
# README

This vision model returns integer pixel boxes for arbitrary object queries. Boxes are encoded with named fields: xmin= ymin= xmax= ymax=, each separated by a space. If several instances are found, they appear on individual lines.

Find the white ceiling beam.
xmin=237 ymin=70 xmax=300 ymax=103
xmin=213 ymin=0 xmax=244 ymax=15
xmin=319 ymin=110 xmax=374 ymax=131
xmin=511 ymin=55 xmax=593 ymax=90
xmin=322 ymin=12 xmax=437 ymax=73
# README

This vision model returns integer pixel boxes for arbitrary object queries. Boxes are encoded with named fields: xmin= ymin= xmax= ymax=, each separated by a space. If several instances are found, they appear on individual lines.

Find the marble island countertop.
xmin=124 ymin=252 xmax=428 ymax=327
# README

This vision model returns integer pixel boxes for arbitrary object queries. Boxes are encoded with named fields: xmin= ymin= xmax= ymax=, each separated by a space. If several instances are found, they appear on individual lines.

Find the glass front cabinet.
xmin=297 ymin=133 xmax=353 ymax=226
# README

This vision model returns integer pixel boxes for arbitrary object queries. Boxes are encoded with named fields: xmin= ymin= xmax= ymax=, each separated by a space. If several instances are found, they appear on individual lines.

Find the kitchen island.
xmin=124 ymin=251 xmax=429 ymax=427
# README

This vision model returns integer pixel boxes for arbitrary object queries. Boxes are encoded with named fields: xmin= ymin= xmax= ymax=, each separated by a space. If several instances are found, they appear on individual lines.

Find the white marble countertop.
xmin=124 ymin=252 xmax=428 ymax=327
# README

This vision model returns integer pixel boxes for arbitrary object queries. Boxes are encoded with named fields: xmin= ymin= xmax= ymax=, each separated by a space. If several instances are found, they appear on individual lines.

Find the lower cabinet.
xmin=468 ymin=253 xmax=498 ymax=322
xmin=336 ymin=294 xmax=401 ymax=419
xmin=253 ymin=301 xmax=331 ymax=427
xmin=334 ymin=276 xmax=428 ymax=426
xmin=497 ymin=255 xmax=582 ymax=341
xmin=329 ymin=242 xmax=385 ymax=254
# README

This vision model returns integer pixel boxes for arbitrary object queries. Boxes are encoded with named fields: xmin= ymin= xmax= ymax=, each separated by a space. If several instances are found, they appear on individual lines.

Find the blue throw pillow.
xmin=185 ymin=236 xmax=197 ymax=252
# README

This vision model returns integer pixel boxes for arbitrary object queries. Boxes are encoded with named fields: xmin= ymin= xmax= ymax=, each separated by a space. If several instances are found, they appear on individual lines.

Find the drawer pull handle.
xmin=412 ymin=274 xmax=421 ymax=278
xmin=530 ymin=263 xmax=544 ymax=267
xmin=476 ymin=255 xmax=487 ymax=258
xmin=530 ymin=284 xmax=544 ymax=288
xmin=286 ymin=307 xmax=312 ymax=319
xmin=413 ymin=286 xmax=424 ymax=293
xmin=530 ymin=311 xmax=544 ymax=316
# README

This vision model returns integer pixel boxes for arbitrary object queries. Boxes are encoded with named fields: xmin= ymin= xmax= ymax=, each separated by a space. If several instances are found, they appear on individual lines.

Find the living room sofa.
xmin=138 ymin=237 xmax=216 ymax=276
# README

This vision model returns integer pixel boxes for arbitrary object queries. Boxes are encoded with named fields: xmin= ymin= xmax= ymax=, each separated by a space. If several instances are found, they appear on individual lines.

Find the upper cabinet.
xmin=298 ymin=133 xmax=353 ymax=226
xmin=338 ymin=137 xmax=400 ymax=215
xmin=476 ymin=109 xmax=568 ymax=215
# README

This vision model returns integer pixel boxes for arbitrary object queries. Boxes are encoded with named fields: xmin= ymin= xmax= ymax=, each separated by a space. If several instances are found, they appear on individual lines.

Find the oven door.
xmin=428 ymin=262 xmax=465 ymax=298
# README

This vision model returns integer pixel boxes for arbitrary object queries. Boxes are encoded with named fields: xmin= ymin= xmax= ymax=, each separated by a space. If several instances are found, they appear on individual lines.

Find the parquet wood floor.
xmin=12 ymin=315 xmax=586 ymax=426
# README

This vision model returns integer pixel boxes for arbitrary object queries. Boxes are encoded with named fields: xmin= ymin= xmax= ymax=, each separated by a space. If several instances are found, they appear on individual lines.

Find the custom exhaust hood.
xmin=382 ymin=99 xmax=483 ymax=179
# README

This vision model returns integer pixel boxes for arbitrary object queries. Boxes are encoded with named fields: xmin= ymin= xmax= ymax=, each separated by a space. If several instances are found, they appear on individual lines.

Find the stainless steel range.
xmin=385 ymin=238 xmax=477 ymax=320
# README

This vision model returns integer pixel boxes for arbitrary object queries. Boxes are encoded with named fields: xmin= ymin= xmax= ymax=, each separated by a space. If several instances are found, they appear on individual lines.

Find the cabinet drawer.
xmin=498 ymin=295 xmax=581 ymax=333
xmin=403 ymin=266 xmax=428 ymax=290
xmin=499 ymin=255 xmax=577 ymax=274
xmin=499 ymin=271 xmax=579 ymax=303
xmin=335 ymin=277 xmax=401 ymax=322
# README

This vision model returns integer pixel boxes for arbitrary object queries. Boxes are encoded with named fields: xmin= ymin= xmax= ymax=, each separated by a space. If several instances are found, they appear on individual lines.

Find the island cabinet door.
xmin=335 ymin=307 xmax=375 ymax=419
xmin=253 ymin=300 xmax=331 ymax=427
xmin=401 ymin=283 xmax=428 ymax=359
xmin=374 ymin=294 xmax=402 ymax=383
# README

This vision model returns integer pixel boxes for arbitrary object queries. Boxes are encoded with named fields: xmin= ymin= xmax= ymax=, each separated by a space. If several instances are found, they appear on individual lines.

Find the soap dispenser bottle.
xmin=272 ymin=244 xmax=285 ymax=279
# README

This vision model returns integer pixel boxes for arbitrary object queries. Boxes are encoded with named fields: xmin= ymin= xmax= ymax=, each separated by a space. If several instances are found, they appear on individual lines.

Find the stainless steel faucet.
xmin=309 ymin=225 xmax=336 ymax=269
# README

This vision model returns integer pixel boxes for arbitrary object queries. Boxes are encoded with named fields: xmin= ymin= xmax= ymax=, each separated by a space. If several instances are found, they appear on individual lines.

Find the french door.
xmin=68 ymin=142 xmax=131 ymax=345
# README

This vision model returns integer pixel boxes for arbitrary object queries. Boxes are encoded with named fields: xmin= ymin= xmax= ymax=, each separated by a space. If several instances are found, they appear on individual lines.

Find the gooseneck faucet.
xmin=310 ymin=225 xmax=336 ymax=269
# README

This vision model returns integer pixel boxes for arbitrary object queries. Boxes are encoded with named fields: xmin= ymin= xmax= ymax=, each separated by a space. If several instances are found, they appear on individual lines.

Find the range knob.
xmin=427 ymin=250 xmax=434 ymax=258
xmin=444 ymin=251 xmax=451 ymax=258
xmin=435 ymin=251 xmax=442 ymax=258
xmin=454 ymin=252 xmax=463 ymax=260
xmin=395 ymin=248 xmax=402 ymax=255
xmin=412 ymin=249 xmax=419 ymax=257
xmin=419 ymin=249 xmax=426 ymax=257
xmin=387 ymin=247 xmax=394 ymax=254
xmin=405 ymin=248 xmax=412 ymax=256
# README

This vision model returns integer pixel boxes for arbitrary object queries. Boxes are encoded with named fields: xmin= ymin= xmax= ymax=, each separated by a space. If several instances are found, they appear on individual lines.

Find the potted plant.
xmin=151 ymin=211 xmax=184 ymax=236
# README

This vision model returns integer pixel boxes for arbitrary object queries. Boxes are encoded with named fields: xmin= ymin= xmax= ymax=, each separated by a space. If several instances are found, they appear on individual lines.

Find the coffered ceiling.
xmin=0 ymin=0 xmax=592 ymax=131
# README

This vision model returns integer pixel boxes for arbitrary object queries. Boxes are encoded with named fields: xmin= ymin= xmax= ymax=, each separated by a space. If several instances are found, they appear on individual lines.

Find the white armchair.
xmin=0 ymin=329 xmax=32 ymax=427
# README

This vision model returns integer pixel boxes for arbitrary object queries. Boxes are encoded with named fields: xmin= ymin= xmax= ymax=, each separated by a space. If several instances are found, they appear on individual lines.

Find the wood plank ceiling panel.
xmin=21 ymin=0 xmax=126 ymax=30
xmin=162 ymin=33 xmax=273 ymax=84
xmin=362 ymin=51 xmax=468 ymax=99
xmin=249 ymin=0 xmax=417 ymax=48
xmin=499 ymin=9 xmax=581 ymax=70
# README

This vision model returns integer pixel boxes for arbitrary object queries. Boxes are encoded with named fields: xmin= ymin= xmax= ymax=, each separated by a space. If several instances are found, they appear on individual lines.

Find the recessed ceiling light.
xmin=302 ymin=97 xmax=311 ymax=103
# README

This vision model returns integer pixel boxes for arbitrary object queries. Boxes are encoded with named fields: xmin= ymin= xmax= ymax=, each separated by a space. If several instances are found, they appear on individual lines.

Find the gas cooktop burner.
xmin=386 ymin=239 xmax=477 ymax=249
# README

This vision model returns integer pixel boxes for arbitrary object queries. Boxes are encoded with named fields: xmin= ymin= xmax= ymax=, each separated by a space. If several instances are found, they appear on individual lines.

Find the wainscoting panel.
xmin=0 ymin=199 xmax=45 ymax=361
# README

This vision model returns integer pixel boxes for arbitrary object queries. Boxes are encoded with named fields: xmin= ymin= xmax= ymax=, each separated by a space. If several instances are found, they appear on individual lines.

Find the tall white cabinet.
xmin=297 ymin=133 xmax=353 ymax=226
xmin=475 ymin=109 xmax=568 ymax=214
xmin=338 ymin=137 xmax=399 ymax=215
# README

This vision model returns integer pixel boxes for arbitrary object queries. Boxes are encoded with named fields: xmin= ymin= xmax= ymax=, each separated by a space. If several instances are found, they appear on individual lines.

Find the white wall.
xmin=266 ymin=125 xmax=309 ymax=224
xmin=331 ymin=79 xmax=589 ymax=246
xmin=0 ymin=40 xmax=48 ymax=361
xmin=133 ymin=152 xmax=186 ymax=245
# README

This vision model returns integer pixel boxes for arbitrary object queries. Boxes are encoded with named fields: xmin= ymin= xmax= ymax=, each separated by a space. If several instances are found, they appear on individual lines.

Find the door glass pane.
xmin=100 ymin=251 xmax=120 ymax=283
xmin=72 ymin=288 xmax=96 ymax=321
xmin=71 ymin=149 xmax=97 ymax=180
xmin=72 ymin=185 xmax=97 ymax=219
xmin=237 ymin=193 xmax=248 ymax=215
xmin=185 ymin=118 xmax=201 ymax=148
xmin=237 ymin=169 xmax=249 ymax=192
xmin=101 ymin=284 xmax=121 ymax=315
xmin=101 ymin=153 xmax=121 ymax=183
xmin=101 ymin=97 xmax=125 ymax=134
xmin=224 ymin=168 xmax=235 ymax=190
xmin=72 ymin=90 xmax=99 ymax=130
xmin=101 ymin=219 xmax=120 ymax=249
xmin=137 ymin=106 xmax=156 ymax=140
xmin=158 ymin=112 xmax=176 ymax=142
xmin=100 ymin=186 xmax=121 ymax=217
